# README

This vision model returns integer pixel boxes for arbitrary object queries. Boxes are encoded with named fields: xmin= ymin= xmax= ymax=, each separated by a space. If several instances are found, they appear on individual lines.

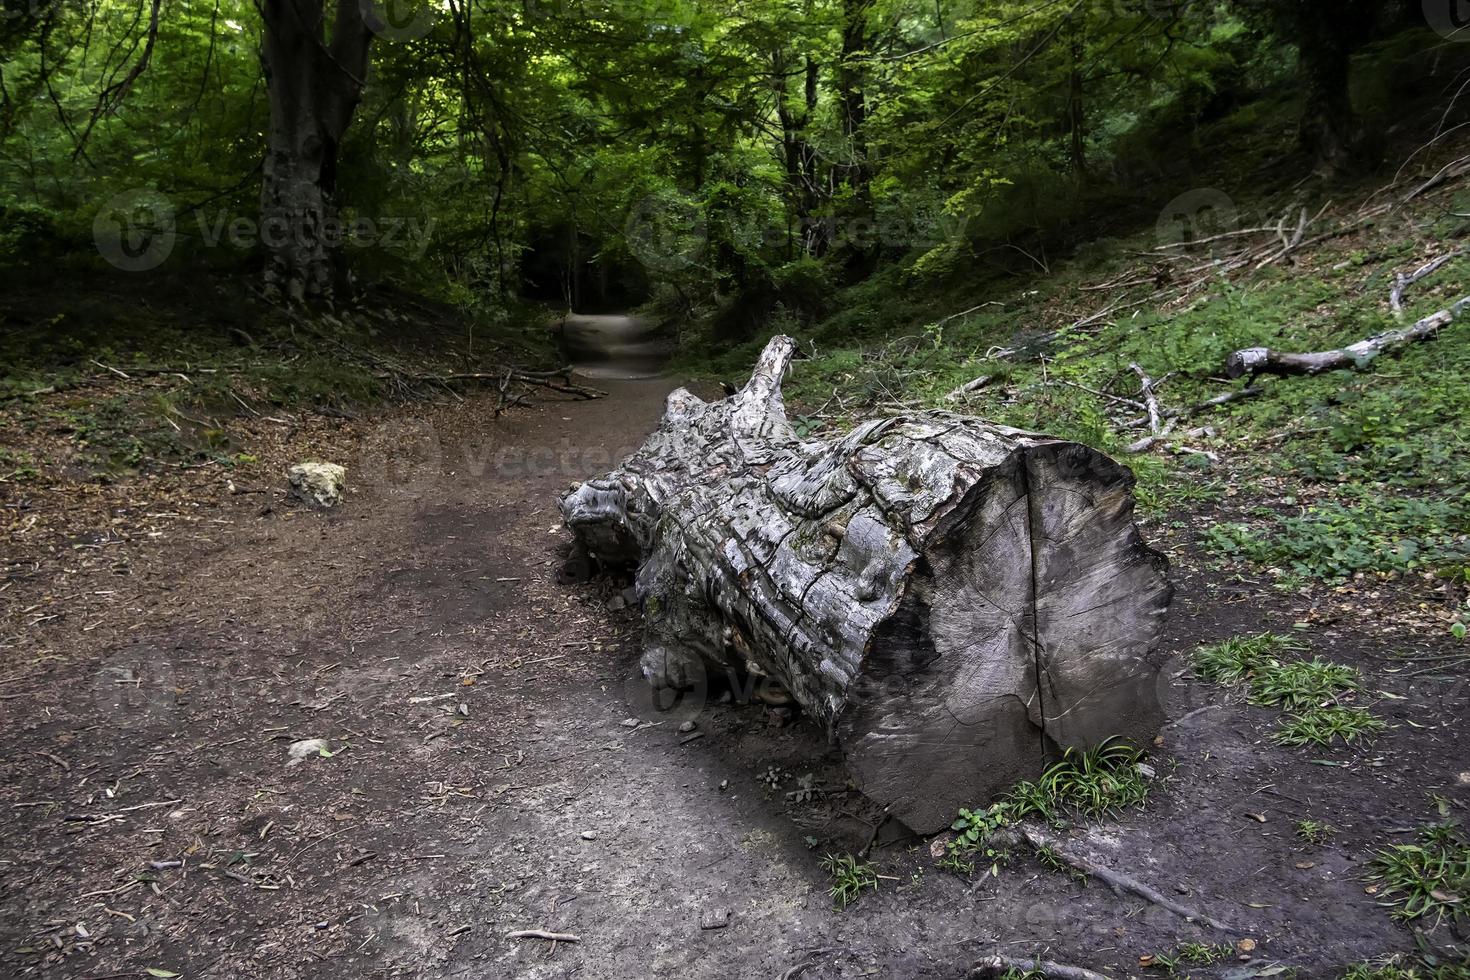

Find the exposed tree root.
xmin=969 ymin=954 xmax=1109 ymax=980
xmin=1012 ymin=825 xmax=1239 ymax=933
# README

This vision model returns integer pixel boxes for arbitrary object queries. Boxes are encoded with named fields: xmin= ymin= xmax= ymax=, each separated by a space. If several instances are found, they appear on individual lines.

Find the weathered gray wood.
xmin=560 ymin=336 xmax=1172 ymax=832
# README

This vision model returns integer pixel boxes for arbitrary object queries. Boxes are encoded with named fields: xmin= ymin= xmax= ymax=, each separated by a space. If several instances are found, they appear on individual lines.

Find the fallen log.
xmin=559 ymin=336 xmax=1172 ymax=832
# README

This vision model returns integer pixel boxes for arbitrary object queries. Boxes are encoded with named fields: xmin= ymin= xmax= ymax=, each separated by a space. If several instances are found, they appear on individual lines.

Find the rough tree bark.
xmin=560 ymin=336 xmax=1172 ymax=832
xmin=258 ymin=0 xmax=375 ymax=305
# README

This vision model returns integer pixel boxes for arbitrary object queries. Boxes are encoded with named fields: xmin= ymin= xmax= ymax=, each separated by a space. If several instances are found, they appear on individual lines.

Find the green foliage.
xmin=1296 ymin=819 xmax=1337 ymax=845
xmin=1367 ymin=823 xmax=1470 ymax=925
xmin=1194 ymin=634 xmax=1385 ymax=748
xmin=819 ymin=852 xmax=880 ymax=909
xmin=1194 ymin=633 xmax=1307 ymax=686
xmin=944 ymin=802 xmax=1015 ymax=875
xmin=1340 ymin=957 xmax=1470 ymax=980
xmin=1204 ymin=497 xmax=1470 ymax=582
xmin=1248 ymin=658 xmax=1361 ymax=712
xmin=1007 ymin=738 xmax=1151 ymax=821
xmin=1273 ymin=706 xmax=1385 ymax=747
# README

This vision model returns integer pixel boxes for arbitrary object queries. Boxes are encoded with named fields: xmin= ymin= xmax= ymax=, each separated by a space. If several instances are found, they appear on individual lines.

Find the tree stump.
xmin=560 ymin=336 xmax=1172 ymax=832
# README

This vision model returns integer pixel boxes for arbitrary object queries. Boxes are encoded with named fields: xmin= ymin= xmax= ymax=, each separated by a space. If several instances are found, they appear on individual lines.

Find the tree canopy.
xmin=0 ymin=0 xmax=1437 ymax=325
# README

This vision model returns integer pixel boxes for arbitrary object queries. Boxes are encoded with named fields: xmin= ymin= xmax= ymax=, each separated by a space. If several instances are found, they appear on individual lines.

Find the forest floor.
xmin=2 ymin=304 xmax=1468 ymax=980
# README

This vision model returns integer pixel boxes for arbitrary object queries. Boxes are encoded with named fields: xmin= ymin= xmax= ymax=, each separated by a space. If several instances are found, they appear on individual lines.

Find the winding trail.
xmin=559 ymin=312 xmax=672 ymax=380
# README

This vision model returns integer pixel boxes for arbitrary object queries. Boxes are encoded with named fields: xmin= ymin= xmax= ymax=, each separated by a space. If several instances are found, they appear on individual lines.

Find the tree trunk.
xmin=560 ymin=337 xmax=1172 ymax=832
xmin=259 ymin=0 xmax=374 ymax=305
xmin=1296 ymin=34 xmax=1354 ymax=173
xmin=1067 ymin=20 xmax=1087 ymax=178
xmin=835 ymin=0 xmax=875 ymax=266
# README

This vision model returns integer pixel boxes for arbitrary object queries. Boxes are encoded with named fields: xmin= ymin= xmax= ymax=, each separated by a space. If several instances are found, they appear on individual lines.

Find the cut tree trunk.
xmin=560 ymin=337 xmax=1171 ymax=832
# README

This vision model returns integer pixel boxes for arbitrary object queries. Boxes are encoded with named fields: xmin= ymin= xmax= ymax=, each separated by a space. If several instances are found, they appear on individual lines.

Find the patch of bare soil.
xmin=2 ymin=372 xmax=1467 ymax=980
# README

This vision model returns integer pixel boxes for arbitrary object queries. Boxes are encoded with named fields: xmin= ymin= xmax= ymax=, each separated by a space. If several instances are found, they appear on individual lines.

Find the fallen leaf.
xmin=146 ymin=970 xmax=180 ymax=979
xmin=1430 ymin=889 xmax=1462 ymax=904
xmin=1246 ymin=812 xmax=1267 ymax=823
xmin=1236 ymin=938 xmax=1257 ymax=954
xmin=1139 ymin=954 xmax=1157 ymax=968
xmin=1294 ymin=861 xmax=1314 ymax=869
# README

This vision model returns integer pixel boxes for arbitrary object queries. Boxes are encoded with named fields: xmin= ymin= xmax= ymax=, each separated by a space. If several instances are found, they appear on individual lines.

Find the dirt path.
xmin=2 ymin=327 xmax=1466 ymax=979
xmin=558 ymin=314 xmax=671 ymax=380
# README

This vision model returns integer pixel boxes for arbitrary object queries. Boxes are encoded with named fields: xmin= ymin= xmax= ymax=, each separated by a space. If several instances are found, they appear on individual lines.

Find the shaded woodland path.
xmin=0 ymin=317 xmax=1448 ymax=980
xmin=559 ymin=313 xmax=672 ymax=380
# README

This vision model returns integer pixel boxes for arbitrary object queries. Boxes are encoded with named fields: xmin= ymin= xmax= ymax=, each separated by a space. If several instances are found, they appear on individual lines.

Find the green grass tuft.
xmin=1193 ymin=632 xmax=1307 ymax=686
xmin=1366 ymin=823 xmax=1470 ymax=924
xmin=1272 ymin=705 xmax=1386 ymax=747
xmin=820 ymin=852 xmax=880 ymax=909
xmin=1007 ymin=738 xmax=1151 ymax=821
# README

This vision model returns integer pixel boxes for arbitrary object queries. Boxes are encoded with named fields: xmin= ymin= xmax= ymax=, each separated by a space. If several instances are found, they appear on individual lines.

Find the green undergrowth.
xmin=942 ymin=738 xmax=1152 ymax=874
xmin=684 ymin=173 xmax=1470 ymax=578
xmin=1368 ymin=817 xmax=1470 ymax=926
xmin=1341 ymin=958 xmax=1470 ymax=980
xmin=0 ymin=272 xmax=557 ymax=479
xmin=1193 ymin=633 xmax=1385 ymax=747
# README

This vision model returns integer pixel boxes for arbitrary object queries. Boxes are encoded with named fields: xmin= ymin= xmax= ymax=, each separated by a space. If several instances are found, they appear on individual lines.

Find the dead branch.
xmin=1129 ymin=363 xmax=1162 ymax=436
xmin=1227 ymin=297 xmax=1468 ymax=379
xmin=943 ymin=375 xmax=994 ymax=402
xmin=1116 ymin=385 xmax=1263 ymax=431
xmin=1391 ymin=250 xmax=1466 ymax=317
xmin=1403 ymin=154 xmax=1470 ymax=203
xmin=969 ymin=954 xmax=1109 ymax=980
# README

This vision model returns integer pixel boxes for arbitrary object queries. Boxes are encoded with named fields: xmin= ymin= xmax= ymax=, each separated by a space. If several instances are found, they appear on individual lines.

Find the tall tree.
xmin=257 ymin=0 xmax=375 ymax=304
xmin=1248 ymin=0 xmax=1385 ymax=172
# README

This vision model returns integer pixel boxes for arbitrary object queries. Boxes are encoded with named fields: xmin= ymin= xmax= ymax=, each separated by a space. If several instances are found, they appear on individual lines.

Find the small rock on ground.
xmin=287 ymin=462 xmax=347 ymax=508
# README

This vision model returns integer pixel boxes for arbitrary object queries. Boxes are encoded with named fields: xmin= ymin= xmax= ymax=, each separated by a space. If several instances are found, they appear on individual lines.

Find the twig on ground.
xmin=506 ymin=929 xmax=580 ymax=943
xmin=1390 ymin=250 xmax=1466 ymax=317
xmin=1128 ymin=363 xmax=1163 ymax=437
